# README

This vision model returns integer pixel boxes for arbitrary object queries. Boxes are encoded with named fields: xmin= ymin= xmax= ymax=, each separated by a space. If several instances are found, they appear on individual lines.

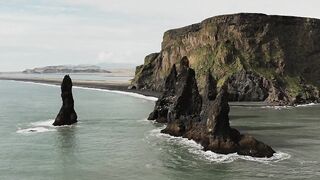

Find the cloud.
xmin=97 ymin=51 xmax=114 ymax=62
xmin=0 ymin=0 xmax=320 ymax=71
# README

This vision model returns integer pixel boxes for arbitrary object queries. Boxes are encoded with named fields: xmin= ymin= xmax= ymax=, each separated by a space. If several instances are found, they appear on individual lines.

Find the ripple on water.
xmin=148 ymin=126 xmax=291 ymax=164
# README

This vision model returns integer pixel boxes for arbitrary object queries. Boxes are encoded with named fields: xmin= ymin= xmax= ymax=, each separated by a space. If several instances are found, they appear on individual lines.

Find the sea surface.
xmin=0 ymin=79 xmax=319 ymax=180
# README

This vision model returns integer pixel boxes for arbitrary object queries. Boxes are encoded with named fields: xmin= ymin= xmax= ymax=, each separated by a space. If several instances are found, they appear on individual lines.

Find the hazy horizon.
xmin=1 ymin=0 xmax=319 ymax=72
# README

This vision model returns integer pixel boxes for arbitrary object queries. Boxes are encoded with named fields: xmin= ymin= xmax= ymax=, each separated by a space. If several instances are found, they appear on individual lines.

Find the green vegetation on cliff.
xmin=132 ymin=13 xmax=320 ymax=105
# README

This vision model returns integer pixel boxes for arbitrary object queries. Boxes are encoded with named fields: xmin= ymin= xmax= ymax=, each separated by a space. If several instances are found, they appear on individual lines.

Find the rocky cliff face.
xmin=153 ymin=57 xmax=275 ymax=157
xmin=148 ymin=57 xmax=202 ymax=123
xmin=53 ymin=75 xmax=78 ymax=126
xmin=132 ymin=13 xmax=320 ymax=105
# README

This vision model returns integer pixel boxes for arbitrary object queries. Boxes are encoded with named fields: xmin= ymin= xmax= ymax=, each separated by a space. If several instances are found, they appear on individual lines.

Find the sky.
xmin=0 ymin=0 xmax=319 ymax=71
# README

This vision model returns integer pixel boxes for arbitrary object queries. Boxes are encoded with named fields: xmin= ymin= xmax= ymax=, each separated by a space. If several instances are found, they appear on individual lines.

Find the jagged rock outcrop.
xmin=132 ymin=13 xmax=320 ymax=105
xmin=227 ymin=70 xmax=270 ymax=101
xmin=53 ymin=75 xmax=78 ymax=126
xmin=148 ymin=57 xmax=202 ymax=123
xmin=185 ymin=85 xmax=275 ymax=157
xmin=152 ymin=57 xmax=275 ymax=158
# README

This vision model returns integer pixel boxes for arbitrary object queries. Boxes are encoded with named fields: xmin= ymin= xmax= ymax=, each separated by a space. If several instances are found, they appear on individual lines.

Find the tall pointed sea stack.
xmin=148 ymin=57 xmax=202 ymax=124
xmin=53 ymin=75 xmax=78 ymax=126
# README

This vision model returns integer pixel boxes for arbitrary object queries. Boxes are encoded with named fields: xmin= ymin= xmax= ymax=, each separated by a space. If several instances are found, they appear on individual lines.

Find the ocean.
xmin=0 ymin=79 xmax=319 ymax=180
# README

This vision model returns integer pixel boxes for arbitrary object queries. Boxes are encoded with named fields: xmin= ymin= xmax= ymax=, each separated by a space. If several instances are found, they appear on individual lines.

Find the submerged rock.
xmin=53 ymin=75 xmax=78 ymax=126
xmin=153 ymin=57 xmax=275 ymax=158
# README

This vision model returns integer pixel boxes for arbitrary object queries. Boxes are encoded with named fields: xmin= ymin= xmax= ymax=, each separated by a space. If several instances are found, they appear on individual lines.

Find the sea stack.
xmin=53 ymin=75 xmax=78 ymax=126
xmin=148 ymin=57 xmax=202 ymax=124
xmin=150 ymin=57 xmax=275 ymax=158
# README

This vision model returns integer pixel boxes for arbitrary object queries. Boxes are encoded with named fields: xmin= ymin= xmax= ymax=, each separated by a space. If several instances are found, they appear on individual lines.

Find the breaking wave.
xmin=17 ymin=119 xmax=56 ymax=134
xmin=261 ymin=103 xmax=318 ymax=110
xmin=148 ymin=126 xmax=291 ymax=164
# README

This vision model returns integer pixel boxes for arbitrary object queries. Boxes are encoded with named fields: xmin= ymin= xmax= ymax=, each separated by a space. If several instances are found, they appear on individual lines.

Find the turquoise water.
xmin=0 ymin=80 xmax=319 ymax=180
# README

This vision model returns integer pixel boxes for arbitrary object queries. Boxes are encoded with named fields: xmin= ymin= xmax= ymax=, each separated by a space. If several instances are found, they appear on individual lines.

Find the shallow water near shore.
xmin=0 ymin=80 xmax=319 ymax=180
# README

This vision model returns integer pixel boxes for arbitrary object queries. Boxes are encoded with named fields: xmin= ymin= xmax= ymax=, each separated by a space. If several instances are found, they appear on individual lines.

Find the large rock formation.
xmin=132 ymin=13 xmax=320 ymax=105
xmin=152 ymin=57 xmax=275 ymax=158
xmin=53 ymin=75 xmax=78 ymax=126
xmin=185 ymin=85 xmax=275 ymax=157
xmin=148 ymin=57 xmax=202 ymax=123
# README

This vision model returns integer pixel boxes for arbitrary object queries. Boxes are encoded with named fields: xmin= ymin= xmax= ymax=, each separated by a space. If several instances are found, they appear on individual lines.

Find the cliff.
xmin=132 ymin=13 xmax=320 ymax=105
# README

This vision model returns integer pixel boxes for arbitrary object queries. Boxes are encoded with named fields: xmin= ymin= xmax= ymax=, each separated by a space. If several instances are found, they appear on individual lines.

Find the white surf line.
xmin=16 ymin=127 xmax=56 ymax=134
xmin=262 ymin=102 xmax=319 ymax=110
xmin=148 ymin=126 xmax=291 ymax=164
xmin=296 ymin=103 xmax=318 ymax=107
xmin=16 ymin=119 xmax=78 ymax=134
xmin=12 ymin=80 xmax=158 ymax=101
xmin=73 ymin=86 xmax=158 ymax=101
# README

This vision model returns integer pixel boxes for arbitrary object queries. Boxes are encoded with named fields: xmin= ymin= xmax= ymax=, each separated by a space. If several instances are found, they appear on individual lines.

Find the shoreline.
xmin=1 ymin=76 xmax=318 ymax=108
xmin=0 ymin=77 xmax=162 ymax=98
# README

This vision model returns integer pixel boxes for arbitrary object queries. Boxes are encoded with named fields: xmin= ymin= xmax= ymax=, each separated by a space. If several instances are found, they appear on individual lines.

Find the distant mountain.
xmin=22 ymin=65 xmax=111 ymax=74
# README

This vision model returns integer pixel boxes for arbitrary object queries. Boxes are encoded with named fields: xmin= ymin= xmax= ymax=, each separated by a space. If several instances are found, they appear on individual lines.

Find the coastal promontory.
xmin=132 ymin=13 xmax=320 ymax=105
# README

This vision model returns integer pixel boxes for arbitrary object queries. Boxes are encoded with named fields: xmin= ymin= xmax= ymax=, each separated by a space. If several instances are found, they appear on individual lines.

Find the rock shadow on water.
xmin=55 ymin=126 xmax=78 ymax=154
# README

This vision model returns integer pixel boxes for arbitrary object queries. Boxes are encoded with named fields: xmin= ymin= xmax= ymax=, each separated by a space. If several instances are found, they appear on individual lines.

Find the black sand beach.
xmin=0 ymin=76 xmax=161 ymax=98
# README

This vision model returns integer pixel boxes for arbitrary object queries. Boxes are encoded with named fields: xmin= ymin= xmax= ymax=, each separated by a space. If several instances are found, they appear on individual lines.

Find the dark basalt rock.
xmin=147 ymin=64 xmax=178 ymax=123
xmin=199 ymin=86 xmax=275 ymax=157
xmin=53 ymin=75 xmax=78 ymax=126
xmin=200 ymin=72 xmax=217 ymax=120
xmin=228 ymin=70 xmax=270 ymax=101
xmin=148 ymin=57 xmax=202 ymax=123
xmin=154 ymin=57 xmax=275 ymax=158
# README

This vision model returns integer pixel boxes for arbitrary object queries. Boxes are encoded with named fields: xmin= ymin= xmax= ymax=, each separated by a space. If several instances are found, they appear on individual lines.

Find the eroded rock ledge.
xmin=149 ymin=57 xmax=275 ymax=158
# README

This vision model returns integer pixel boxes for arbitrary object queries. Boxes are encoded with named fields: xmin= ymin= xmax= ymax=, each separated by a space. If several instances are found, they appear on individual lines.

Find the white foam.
xmin=16 ymin=127 xmax=56 ymax=134
xmin=261 ymin=103 xmax=319 ymax=110
xmin=261 ymin=105 xmax=293 ymax=110
xmin=73 ymin=86 xmax=158 ymax=101
xmin=17 ymin=81 xmax=158 ymax=101
xmin=149 ymin=126 xmax=291 ymax=164
xmin=296 ymin=103 xmax=318 ymax=107
xmin=136 ymin=118 xmax=150 ymax=123
xmin=30 ymin=119 xmax=55 ymax=127
xmin=16 ymin=119 xmax=72 ymax=134
xmin=21 ymin=81 xmax=60 ymax=88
